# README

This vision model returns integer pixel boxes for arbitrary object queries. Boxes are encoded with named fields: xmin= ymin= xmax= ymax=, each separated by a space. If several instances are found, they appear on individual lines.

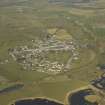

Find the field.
xmin=0 ymin=0 xmax=105 ymax=105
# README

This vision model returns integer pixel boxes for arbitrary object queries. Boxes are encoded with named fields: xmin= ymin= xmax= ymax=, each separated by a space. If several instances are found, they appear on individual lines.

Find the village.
xmin=8 ymin=36 xmax=79 ymax=74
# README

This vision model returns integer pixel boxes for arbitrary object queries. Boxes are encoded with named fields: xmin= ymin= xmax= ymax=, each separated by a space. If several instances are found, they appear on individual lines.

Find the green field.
xmin=0 ymin=0 xmax=105 ymax=105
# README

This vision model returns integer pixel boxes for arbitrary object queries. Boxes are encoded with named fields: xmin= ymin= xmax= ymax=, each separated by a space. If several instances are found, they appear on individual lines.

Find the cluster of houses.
xmin=8 ymin=37 xmax=79 ymax=74
xmin=33 ymin=61 xmax=64 ymax=74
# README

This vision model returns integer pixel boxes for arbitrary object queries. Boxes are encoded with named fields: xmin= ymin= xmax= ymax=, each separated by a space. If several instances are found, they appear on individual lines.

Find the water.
xmin=68 ymin=89 xmax=96 ymax=105
xmin=14 ymin=98 xmax=63 ymax=105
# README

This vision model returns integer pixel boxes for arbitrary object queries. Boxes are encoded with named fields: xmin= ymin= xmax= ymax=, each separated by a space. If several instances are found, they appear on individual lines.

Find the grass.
xmin=38 ymin=79 xmax=88 ymax=101
xmin=0 ymin=79 xmax=87 ymax=105
xmin=0 ymin=0 xmax=105 ymax=105
xmin=0 ymin=61 xmax=49 ymax=83
xmin=0 ymin=82 xmax=15 ymax=90
xmin=85 ymin=95 xmax=101 ymax=103
xmin=69 ymin=8 xmax=95 ymax=16
xmin=71 ymin=49 xmax=96 ymax=69
xmin=47 ymin=50 xmax=72 ymax=64
xmin=47 ymin=28 xmax=57 ymax=34
xmin=55 ymin=29 xmax=72 ymax=41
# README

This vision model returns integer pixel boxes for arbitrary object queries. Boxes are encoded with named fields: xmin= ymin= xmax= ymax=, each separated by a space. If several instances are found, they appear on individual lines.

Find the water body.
xmin=91 ymin=73 xmax=105 ymax=90
xmin=68 ymin=89 xmax=97 ymax=105
xmin=0 ymin=84 xmax=24 ymax=94
xmin=13 ymin=98 xmax=63 ymax=105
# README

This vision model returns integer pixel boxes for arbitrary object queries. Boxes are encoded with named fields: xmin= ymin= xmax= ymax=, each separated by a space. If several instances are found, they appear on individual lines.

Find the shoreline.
xmin=9 ymin=96 xmax=64 ymax=105
xmin=64 ymin=85 xmax=91 ymax=105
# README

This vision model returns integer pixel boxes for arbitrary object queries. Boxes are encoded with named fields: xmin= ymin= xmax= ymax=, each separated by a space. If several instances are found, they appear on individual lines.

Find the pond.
xmin=68 ymin=89 xmax=98 ymax=105
xmin=13 ymin=98 xmax=63 ymax=105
